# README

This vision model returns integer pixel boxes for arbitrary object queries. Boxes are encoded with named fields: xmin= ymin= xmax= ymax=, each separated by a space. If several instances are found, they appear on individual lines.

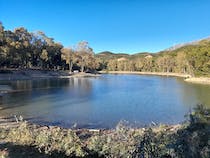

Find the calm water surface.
xmin=0 ymin=74 xmax=210 ymax=128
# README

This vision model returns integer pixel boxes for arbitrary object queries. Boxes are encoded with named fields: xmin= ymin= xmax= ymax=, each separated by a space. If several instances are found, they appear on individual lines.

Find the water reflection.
xmin=0 ymin=75 xmax=210 ymax=128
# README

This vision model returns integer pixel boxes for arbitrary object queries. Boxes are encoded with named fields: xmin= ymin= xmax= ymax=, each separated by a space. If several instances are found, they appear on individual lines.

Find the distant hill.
xmin=96 ymin=51 xmax=154 ymax=60
xmin=165 ymin=37 xmax=210 ymax=51
xmin=96 ymin=51 xmax=130 ymax=60
xmin=97 ymin=37 xmax=210 ymax=57
xmin=96 ymin=37 xmax=210 ymax=59
xmin=97 ymin=51 xmax=129 ymax=56
xmin=97 ymin=51 xmax=115 ymax=56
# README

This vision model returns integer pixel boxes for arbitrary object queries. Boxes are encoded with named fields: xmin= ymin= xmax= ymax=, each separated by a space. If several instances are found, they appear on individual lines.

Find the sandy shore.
xmin=185 ymin=77 xmax=210 ymax=85
xmin=99 ymin=71 xmax=191 ymax=78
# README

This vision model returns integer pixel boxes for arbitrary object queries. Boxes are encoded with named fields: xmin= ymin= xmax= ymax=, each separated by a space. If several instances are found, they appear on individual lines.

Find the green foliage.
xmin=34 ymin=127 xmax=85 ymax=157
xmin=189 ymin=104 xmax=210 ymax=125
xmin=138 ymin=128 xmax=166 ymax=157
xmin=7 ymin=121 xmax=33 ymax=145
xmin=172 ymin=105 xmax=210 ymax=158
xmin=87 ymin=121 xmax=141 ymax=157
xmin=2 ymin=123 xmax=85 ymax=157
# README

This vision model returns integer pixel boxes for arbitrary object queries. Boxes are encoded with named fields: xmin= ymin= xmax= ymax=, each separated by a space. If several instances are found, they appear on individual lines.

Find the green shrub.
xmin=7 ymin=121 xmax=33 ymax=145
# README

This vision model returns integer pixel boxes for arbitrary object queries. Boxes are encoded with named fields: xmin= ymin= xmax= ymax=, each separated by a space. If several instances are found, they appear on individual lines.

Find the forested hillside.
xmin=96 ymin=40 xmax=210 ymax=77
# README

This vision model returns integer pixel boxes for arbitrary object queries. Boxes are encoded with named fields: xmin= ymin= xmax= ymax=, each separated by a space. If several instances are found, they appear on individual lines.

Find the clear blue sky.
xmin=1 ymin=0 xmax=210 ymax=54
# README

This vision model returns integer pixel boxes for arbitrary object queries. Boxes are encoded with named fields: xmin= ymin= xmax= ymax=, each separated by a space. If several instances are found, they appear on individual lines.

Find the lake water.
xmin=0 ymin=74 xmax=210 ymax=129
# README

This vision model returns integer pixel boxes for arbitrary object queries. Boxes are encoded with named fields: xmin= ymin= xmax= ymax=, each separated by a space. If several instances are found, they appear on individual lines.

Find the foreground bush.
xmin=0 ymin=104 xmax=209 ymax=158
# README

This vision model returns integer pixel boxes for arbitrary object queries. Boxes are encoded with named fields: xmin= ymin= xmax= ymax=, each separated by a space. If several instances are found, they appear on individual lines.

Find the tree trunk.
xmin=81 ymin=59 xmax=85 ymax=72
xmin=68 ymin=61 xmax=73 ymax=73
xmin=81 ymin=64 xmax=84 ymax=72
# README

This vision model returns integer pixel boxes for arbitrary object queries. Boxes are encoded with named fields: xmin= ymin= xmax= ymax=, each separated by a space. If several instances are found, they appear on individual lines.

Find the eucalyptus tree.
xmin=175 ymin=52 xmax=189 ymax=73
xmin=2 ymin=30 xmax=20 ymax=67
xmin=142 ymin=58 xmax=153 ymax=72
xmin=75 ymin=41 xmax=94 ymax=72
xmin=36 ymin=31 xmax=63 ymax=69
xmin=0 ymin=22 xmax=5 ymax=66
xmin=107 ymin=59 xmax=118 ymax=71
xmin=14 ymin=27 xmax=33 ymax=68
xmin=61 ymin=47 xmax=75 ymax=72
xmin=40 ymin=49 xmax=48 ymax=68
xmin=30 ymin=32 xmax=44 ymax=67
xmin=0 ymin=22 xmax=4 ymax=45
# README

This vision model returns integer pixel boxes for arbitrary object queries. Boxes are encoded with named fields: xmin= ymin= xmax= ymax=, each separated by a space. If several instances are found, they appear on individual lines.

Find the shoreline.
xmin=0 ymin=115 xmax=180 ymax=130
xmin=0 ymin=116 xmax=182 ymax=132
xmin=99 ymin=71 xmax=191 ymax=78
xmin=0 ymin=69 xmax=209 ymax=85
xmin=0 ymin=116 xmax=182 ymax=146
xmin=0 ymin=116 xmax=181 ymax=134
xmin=0 ymin=69 xmax=101 ymax=81
xmin=100 ymin=71 xmax=210 ymax=85
xmin=184 ymin=77 xmax=210 ymax=85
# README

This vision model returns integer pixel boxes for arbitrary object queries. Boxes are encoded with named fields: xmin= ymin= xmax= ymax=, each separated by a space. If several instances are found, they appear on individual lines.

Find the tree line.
xmin=0 ymin=22 xmax=99 ymax=72
xmin=97 ymin=40 xmax=210 ymax=77
xmin=1 ymin=22 xmax=210 ymax=76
